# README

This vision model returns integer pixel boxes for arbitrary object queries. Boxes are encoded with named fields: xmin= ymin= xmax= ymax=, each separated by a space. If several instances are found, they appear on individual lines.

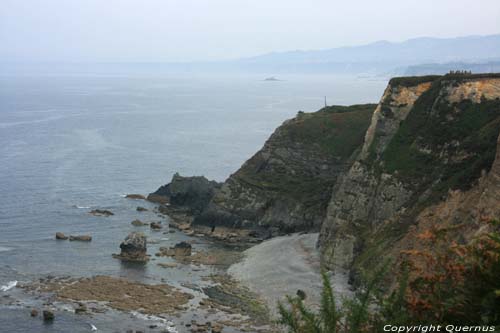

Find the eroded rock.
xmin=113 ymin=232 xmax=148 ymax=262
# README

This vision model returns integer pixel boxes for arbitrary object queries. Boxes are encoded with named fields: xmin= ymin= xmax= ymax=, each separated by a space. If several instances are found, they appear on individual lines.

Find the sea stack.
xmin=114 ymin=232 xmax=148 ymax=261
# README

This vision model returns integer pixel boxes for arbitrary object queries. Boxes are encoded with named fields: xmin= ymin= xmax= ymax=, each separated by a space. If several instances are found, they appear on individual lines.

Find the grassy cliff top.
xmin=389 ymin=72 xmax=500 ymax=87
xmin=288 ymin=104 xmax=376 ymax=158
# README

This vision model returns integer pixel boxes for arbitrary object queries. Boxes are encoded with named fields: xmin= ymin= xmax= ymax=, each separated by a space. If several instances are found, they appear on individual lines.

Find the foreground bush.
xmin=277 ymin=220 xmax=500 ymax=333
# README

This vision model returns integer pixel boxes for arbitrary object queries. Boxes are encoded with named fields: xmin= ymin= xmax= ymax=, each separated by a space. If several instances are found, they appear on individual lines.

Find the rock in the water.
xmin=150 ymin=222 xmax=162 ymax=230
xmin=89 ymin=209 xmax=114 ymax=216
xmin=131 ymin=219 xmax=148 ymax=227
xmin=114 ymin=232 xmax=148 ymax=261
xmin=42 ymin=309 xmax=54 ymax=321
xmin=69 ymin=235 xmax=92 ymax=242
xmin=136 ymin=206 xmax=148 ymax=212
xmin=125 ymin=194 xmax=146 ymax=200
xmin=30 ymin=309 xmax=38 ymax=317
xmin=158 ymin=241 xmax=192 ymax=257
xmin=55 ymin=232 xmax=68 ymax=240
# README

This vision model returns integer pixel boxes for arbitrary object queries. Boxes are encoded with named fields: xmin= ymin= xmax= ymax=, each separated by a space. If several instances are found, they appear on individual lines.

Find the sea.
xmin=0 ymin=71 xmax=387 ymax=332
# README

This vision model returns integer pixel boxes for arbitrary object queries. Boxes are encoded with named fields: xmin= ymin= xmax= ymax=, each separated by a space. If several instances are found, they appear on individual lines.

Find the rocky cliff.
xmin=318 ymin=74 xmax=500 ymax=281
xmin=150 ymin=104 xmax=375 ymax=237
xmin=193 ymin=104 xmax=375 ymax=234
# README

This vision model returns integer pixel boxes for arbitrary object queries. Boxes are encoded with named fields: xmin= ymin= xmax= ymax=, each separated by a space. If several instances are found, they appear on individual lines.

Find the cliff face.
xmin=193 ymin=104 xmax=375 ymax=234
xmin=388 ymin=131 xmax=500 ymax=270
xmin=319 ymin=74 xmax=500 ymax=277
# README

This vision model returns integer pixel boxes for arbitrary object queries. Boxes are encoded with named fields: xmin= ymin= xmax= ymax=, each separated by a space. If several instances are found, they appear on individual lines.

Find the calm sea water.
xmin=0 ymin=73 xmax=387 ymax=331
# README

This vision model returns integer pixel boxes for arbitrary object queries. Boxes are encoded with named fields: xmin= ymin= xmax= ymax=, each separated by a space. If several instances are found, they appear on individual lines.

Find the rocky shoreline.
xmin=1 ymin=193 xmax=280 ymax=333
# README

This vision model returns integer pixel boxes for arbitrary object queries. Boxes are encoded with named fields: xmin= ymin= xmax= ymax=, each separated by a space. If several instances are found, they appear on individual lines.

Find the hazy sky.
xmin=1 ymin=0 xmax=500 ymax=62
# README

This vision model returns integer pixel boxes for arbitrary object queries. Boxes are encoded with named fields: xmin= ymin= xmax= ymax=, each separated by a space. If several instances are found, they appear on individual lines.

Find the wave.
xmin=0 ymin=246 xmax=12 ymax=252
xmin=0 ymin=280 xmax=17 ymax=292
xmin=130 ymin=311 xmax=177 ymax=333
xmin=72 ymin=205 xmax=91 ymax=209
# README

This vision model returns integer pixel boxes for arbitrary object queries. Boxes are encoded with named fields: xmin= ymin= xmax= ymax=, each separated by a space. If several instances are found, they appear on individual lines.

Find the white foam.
xmin=74 ymin=205 xmax=91 ymax=209
xmin=130 ymin=311 xmax=177 ymax=332
xmin=0 ymin=246 xmax=12 ymax=252
xmin=0 ymin=280 xmax=17 ymax=292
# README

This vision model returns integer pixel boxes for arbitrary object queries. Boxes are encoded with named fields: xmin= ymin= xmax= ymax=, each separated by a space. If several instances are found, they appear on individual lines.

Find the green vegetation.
xmin=443 ymin=72 xmax=500 ymax=81
xmin=388 ymin=75 xmax=440 ymax=87
xmin=236 ymin=104 xmax=375 ymax=203
xmin=382 ymin=78 xmax=500 ymax=201
xmin=278 ymin=222 xmax=500 ymax=332
xmin=284 ymin=104 xmax=376 ymax=158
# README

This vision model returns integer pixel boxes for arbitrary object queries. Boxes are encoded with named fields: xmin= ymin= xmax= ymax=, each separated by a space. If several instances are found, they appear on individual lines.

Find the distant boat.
xmin=264 ymin=76 xmax=281 ymax=81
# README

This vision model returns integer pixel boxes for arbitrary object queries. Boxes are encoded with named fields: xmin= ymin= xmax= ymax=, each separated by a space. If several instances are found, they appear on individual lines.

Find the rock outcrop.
xmin=114 ymin=232 xmax=148 ymax=262
xmin=319 ymin=74 xmax=500 ymax=280
xmin=148 ymin=173 xmax=221 ymax=214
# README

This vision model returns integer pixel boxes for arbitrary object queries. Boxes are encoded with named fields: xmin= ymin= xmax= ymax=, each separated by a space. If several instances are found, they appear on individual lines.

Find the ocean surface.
xmin=0 ymin=73 xmax=387 ymax=332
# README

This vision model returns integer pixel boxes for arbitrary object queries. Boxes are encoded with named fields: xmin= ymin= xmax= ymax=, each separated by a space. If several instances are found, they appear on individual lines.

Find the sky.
xmin=1 ymin=0 xmax=500 ymax=63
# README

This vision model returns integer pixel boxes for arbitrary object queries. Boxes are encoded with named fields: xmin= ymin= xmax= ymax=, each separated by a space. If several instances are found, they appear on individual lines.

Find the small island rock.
xmin=89 ymin=209 xmax=114 ymax=217
xmin=69 ymin=235 xmax=92 ymax=242
xmin=55 ymin=232 xmax=68 ymax=240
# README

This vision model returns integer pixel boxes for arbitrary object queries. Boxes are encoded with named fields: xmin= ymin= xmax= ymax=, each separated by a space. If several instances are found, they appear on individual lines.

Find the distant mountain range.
xmin=3 ymin=34 xmax=500 ymax=76
xmin=232 ymin=34 xmax=500 ymax=75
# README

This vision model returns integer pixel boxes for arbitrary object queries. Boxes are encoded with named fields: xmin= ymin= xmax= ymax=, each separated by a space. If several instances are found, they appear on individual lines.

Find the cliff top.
xmin=389 ymin=72 xmax=500 ymax=87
